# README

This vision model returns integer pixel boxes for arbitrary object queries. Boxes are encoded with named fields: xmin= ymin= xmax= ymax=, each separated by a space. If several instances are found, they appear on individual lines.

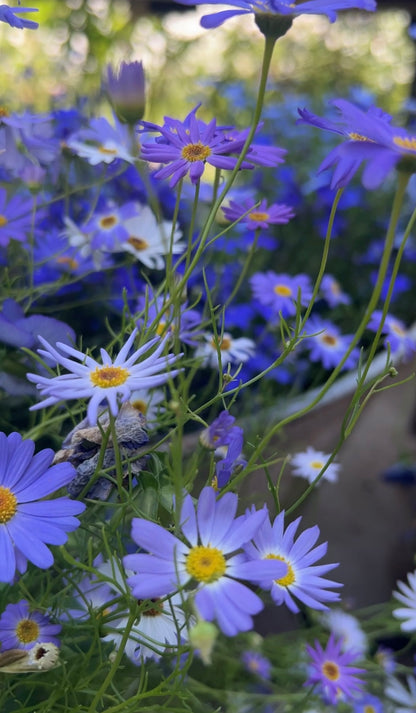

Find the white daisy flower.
xmin=67 ymin=139 xmax=134 ymax=165
xmin=393 ymin=570 xmax=416 ymax=632
xmin=119 ymin=204 xmax=185 ymax=270
xmin=129 ymin=387 xmax=166 ymax=426
xmin=194 ymin=332 xmax=255 ymax=369
xmin=291 ymin=446 xmax=340 ymax=485
xmin=26 ymin=328 xmax=181 ymax=425
xmin=323 ymin=610 xmax=367 ymax=657
xmin=385 ymin=675 xmax=416 ymax=713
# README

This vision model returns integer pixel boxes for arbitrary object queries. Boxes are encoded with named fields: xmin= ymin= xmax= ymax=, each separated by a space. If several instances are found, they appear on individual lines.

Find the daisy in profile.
xmin=26 ymin=328 xmax=181 ymax=425
xmin=244 ymin=509 xmax=341 ymax=614
xmin=291 ymin=446 xmax=340 ymax=485
xmin=123 ymin=487 xmax=287 ymax=636
xmin=67 ymin=115 xmax=134 ymax=165
xmin=0 ymin=431 xmax=85 ymax=583
xmin=385 ymin=675 xmax=416 ymax=713
xmin=305 ymin=634 xmax=365 ymax=704
xmin=0 ymin=600 xmax=61 ymax=651
xmin=194 ymin=331 xmax=255 ymax=369
xmin=393 ymin=570 xmax=416 ymax=632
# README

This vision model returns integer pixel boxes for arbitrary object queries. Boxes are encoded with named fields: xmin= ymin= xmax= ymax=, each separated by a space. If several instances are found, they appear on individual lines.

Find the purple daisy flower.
xmin=244 ymin=510 xmax=341 ymax=613
xmin=0 ymin=600 xmax=61 ymax=651
xmin=0 ymin=5 xmax=39 ymax=30
xmin=83 ymin=201 xmax=139 ymax=251
xmin=200 ymin=409 xmax=239 ymax=449
xmin=139 ymin=105 xmax=253 ymax=188
xmin=0 ymin=188 xmax=35 ymax=247
xmin=352 ymin=694 xmax=384 ymax=713
xmin=368 ymin=310 xmax=416 ymax=359
xmin=305 ymin=634 xmax=365 ymax=704
xmin=223 ymin=197 xmax=295 ymax=231
xmin=0 ymin=432 xmax=85 ymax=583
xmin=250 ymin=271 xmax=313 ymax=319
xmin=320 ymin=275 xmax=351 ymax=308
xmin=297 ymin=98 xmax=416 ymax=190
xmin=303 ymin=317 xmax=359 ymax=370
xmin=123 ymin=487 xmax=287 ymax=636
xmin=173 ymin=0 xmax=376 ymax=30
xmin=241 ymin=650 xmax=272 ymax=679
xmin=26 ymin=328 xmax=181 ymax=426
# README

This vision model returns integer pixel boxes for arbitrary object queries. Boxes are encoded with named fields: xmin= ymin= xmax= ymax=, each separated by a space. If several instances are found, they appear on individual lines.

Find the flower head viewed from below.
xmin=173 ymin=0 xmax=376 ymax=30
xmin=305 ymin=634 xmax=365 ymax=704
xmin=244 ymin=509 xmax=341 ymax=613
xmin=123 ymin=487 xmax=288 ymax=636
xmin=26 ymin=328 xmax=181 ymax=425
xmin=0 ymin=432 xmax=85 ymax=583
xmin=298 ymin=98 xmax=416 ymax=189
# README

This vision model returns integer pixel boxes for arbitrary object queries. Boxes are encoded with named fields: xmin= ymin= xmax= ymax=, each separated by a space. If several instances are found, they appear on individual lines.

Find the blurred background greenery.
xmin=1 ymin=0 xmax=415 ymax=122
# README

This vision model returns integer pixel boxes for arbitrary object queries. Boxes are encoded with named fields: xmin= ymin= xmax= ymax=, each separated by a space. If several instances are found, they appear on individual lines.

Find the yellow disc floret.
xmin=16 ymin=619 xmax=40 ymax=645
xmin=181 ymin=142 xmax=211 ymax=162
xmin=322 ymin=660 xmax=340 ymax=682
xmin=127 ymin=236 xmax=149 ymax=251
xmin=90 ymin=365 xmax=130 ymax=388
xmin=311 ymin=460 xmax=324 ymax=470
xmin=0 ymin=215 xmax=8 ymax=228
xmin=394 ymin=135 xmax=416 ymax=152
xmin=249 ymin=211 xmax=269 ymax=222
xmin=0 ymin=486 xmax=17 ymax=523
xmin=266 ymin=553 xmax=295 ymax=587
xmin=274 ymin=284 xmax=292 ymax=297
xmin=186 ymin=545 xmax=227 ymax=583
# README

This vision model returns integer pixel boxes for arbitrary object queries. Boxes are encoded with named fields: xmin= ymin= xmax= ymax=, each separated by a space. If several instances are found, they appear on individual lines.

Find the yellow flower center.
xmin=98 ymin=145 xmax=118 ymax=155
xmin=393 ymin=135 xmax=416 ymax=152
xmin=391 ymin=323 xmax=405 ymax=336
xmin=186 ymin=545 xmax=227 ymax=583
xmin=0 ymin=107 xmax=10 ymax=118
xmin=274 ymin=284 xmax=292 ymax=297
xmin=322 ymin=660 xmax=340 ymax=681
xmin=0 ymin=215 xmax=8 ymax=228
xmin=349 ymin=132 xmax=373 ymax=142
xmin=181 ymin=142 xmax=211 ymax=162
xmin=210 ymin=336 xmax=232 ymax=352
xmin=131 ymin=398 xmax=147 ymax=414
xmin=364 ymin=707 xmax=376 ymax=713
xmin=330 ymin=280 xmax=341 ymax=295
xmin=99 ymin=215 xmax=117 ymax=230
xmin=248 ymin=211 xmax=269 ymax=222
xmin=0 ymin=486 xmax=17 ymax=523
xmin=127 ymin=236 xmax=149 ymax=251
xmin=16 ymin=619 xmax=40 ymax=645
xmin=266 ymin=554 xmax=295 ymax=587
xmin=56 ymin=256 xmax=79 ymax=270
xmin=90 ymin=365 xmax=130 ymax=388
xmin=321 ymin=334 xmax=338 ymax=347
xmin=311 ymin=460 xmax=324 ymax=470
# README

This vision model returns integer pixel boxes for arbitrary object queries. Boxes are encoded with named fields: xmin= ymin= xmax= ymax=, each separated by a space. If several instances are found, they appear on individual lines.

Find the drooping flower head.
xmin=0 ymin=600 xmax=61 ymax=651
xmin=123 ymin=487 xmax=287 ymax=636
xmin=0 ymin=432 xmax=85 ymax=583
xmin=173 ymin=0 xmax=376 ymax=31
xmin=26 ymin=328 xmax=181 ymax=425
xmin=244 ymin=509 xmax=341 ymax=613
xmin=298 ymin=99 xmax=416 ymax=190
xmin=305 ymin=634 xmax=365 ymax=704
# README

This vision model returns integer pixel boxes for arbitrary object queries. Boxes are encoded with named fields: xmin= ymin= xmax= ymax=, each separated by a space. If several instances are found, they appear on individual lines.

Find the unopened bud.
xmin=105 ymin=61 xmax=146 ymax=125
xmin=189 ymin=620 xmax=218 ymax=665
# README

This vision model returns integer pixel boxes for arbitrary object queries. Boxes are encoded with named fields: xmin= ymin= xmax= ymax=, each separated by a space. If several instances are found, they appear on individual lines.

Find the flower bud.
xmin=189 ymin=620 xmax=218 ymax=665
xmin=105 ymin=61 xmax=146 ymax=125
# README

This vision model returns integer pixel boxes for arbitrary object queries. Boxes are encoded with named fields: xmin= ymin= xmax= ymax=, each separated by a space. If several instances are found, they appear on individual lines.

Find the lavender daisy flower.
xmin=200 ymin=410 xmax=239 ymax=449
xmin=393 ymin=570 xmax=416 ymax=633
xmin=0 ymin=5 xmax=39 ymax=30
xmin=244 ymin=510 xmax=341 ymax=613
xmin=0 ymin=188 xmax=34 ymax=247
xmin=0 ymin=601 xmax=60 ymax=651
xmin=385 ymin=675 xmax=416 ymax=713
xmin=305 ymin=634 xmax=365 ymax=704
xmin=119 ymin=204 xmax=185 ymax=270
xmin=241 ymin=650 xmax=272 ymax=679
xmin=0 ymin=432 xmax=85 ymax=583
xmin=222 ymin=197 xmax=295 ymax=231
xmin=250 ymin=271 xmax=313 ymax=319
xmin=353 ymin=694 xmax=384 ymax=713
xmin=26 ymin=328 xmax=181 ymax=425
xmin=320 ymin=275 xmax=351 ymax=308
xmin=139 ymin=106 xmax=253 ymax=188
xmin=123 ymin=487 xmax=287 ymax=636
xmin=303 ymin=317 xmax=359 ymax=370
xmin=194 ymin=332 xmax=256 ymax=369
xmin=297 ymin=98 xmax=416 ymax=190
xmin=174 ymin=0 xmax=376 ymax=30
xmin=67 ymin=115 xmax=134 ymax=165
xmin=83 ymin=201 xmax=138 ymax=251
xmin=368 ymin=311 xmax=416 ymax=360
